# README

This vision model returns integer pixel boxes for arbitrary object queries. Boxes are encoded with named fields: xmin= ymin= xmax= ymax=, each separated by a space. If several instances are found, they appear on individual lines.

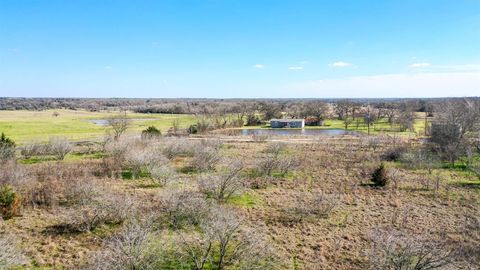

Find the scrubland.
xmin=1 ymin=133 xmax=479 ymax=269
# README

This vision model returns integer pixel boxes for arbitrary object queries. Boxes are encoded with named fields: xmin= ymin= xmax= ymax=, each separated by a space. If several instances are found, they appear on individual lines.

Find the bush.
xmin=0 ymin=133 xmax=15 ymax=163
xmin=141 ymin=126 xmax=161 ymax=139
xmin=149 ymin=164 xmax=176 ymax=187
xmin=198 ymin=161 xmax=245 ymax=202
xmin=162 ymin=190 xmax=211 ymax=229
xmin=279 ymin=192 xmax=339 ymax=223
xmin=47 ymin=137 xmax=72 ymax=160
xmin=0 ymin=185 xmax=20 ymax=219
xmin=187 ymin=124 xmax=198 ymax=134
xmin=371 ymin=163 xmax=388 ymax=187
xmin=61 ymin=193 xmax=134 ymax=232
xmin=255 ymin=147 xmax=300 ymax=177
xmin=120 ymin=143 xmax=168 ymax=179
xmin=162 ymin=138 xmax=196 ymax=159
xmin=87 ymin=221 xmax=154 ymax=270
xmin=20 ymin=141 xmax=47 ymax=159
xmin=189 ymin=145 xmax=221 ymax=172
xmin=382 ymin=146 xmax=408 ymax=162
xmin=367 ymin=229 xmax=454 ymax=270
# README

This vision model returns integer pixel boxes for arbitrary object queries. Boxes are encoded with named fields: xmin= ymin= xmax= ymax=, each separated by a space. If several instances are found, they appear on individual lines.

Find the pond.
xmin=229 ymin=128 xmax=359 ymax=136
xmin=89 ymin=118 xmax=157 ymax=126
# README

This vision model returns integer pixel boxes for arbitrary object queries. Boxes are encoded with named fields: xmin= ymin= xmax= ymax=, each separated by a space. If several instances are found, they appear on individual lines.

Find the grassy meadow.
xmin=0 ymin=109 xmax=196 ymax=144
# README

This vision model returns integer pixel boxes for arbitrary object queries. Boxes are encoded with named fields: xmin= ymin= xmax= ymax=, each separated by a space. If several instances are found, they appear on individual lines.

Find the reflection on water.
xmin=89 ymin=118 xmax=157 ymax=126
xmin=232 ymin=128 xmax=358 ymax=136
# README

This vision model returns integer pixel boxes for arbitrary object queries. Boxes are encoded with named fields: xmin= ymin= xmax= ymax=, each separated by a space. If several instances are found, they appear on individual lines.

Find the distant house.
xmin=270 ymin=119 xmax=305 ymax=128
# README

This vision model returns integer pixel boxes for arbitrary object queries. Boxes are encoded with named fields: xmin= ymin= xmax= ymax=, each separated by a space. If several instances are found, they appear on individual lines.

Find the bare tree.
xmin=198 ymin=161 xmax=245 ymax=202
xmin=367 ymin=229 xmax=455 ymax=270
xmin=88 ymin=221 xmax=154 ymax=270
xmin=162 ymin=190 xmax=211 ymax=229
xmin=48 ymin=137 xmax=72 ymax=160
xmin=177 ymin=206 xmax=278 ymax=270
xmin=335 ymin=100 xmax=354 ymax=129
xmin=430 ymin=99 xmax=480 ymax=165
xmin=189 ymin=144 xmax=222 ymax=172
xmin=107 ymin=111 xmax=130 ymax=140
xmin=363 ymin=105 xmax=378 ymax=135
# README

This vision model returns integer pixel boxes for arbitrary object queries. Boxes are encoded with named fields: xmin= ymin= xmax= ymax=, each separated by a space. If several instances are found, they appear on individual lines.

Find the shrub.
xmin=47 ymin=137 xmax=72 ymax=160
xmin=457 ymin=215 xmax=480 ymax=266
xmin=0 ymin=133 xmax=15 ymax=163
xmin=264 ymin=142 xmax=286 ymax=155
xmin=88 ymin=221 xmax=154 ymax=270
xmin=198 ymin=161 xmax=245 ymax=202
xmin=175 ymin=206 xmax=280 ymax=270
xmin=189 ymin=145 xmax=221 ymax=172
xmin=62 ymin=193 xmax=134 ymax=232
xmin=382 ymin=146 xmax=408 ymax=162
xmin=371 ymin=163 xmax=388 ymax=187
xmin=252 ymin=134 xmax=269 ymax=143
xmin=149 ymin=164 xmax=176 ymax=187
xmin=123 ymin=147 xmax=168 ymax=178
xmin=255 ymin=149 xmax=299 ymax=177
xmin=162 ymin=138 xmax=196 ymax=159
xmin=280 ymin=192 xmax=339 ymax=223
xmin=20 ymin=141 xmax=47 ymax=159
xmin=0 ymin=185 xmax=21 ymax=219
xmin=367 ymin=229 xmax=455 ymax=270
xmin=162 ymin=190 xmax=211 ymax=229
xmin=187 ymin=124 xmax=198 ymax=134
xmin=141 ymin=126 xmax=161 ymax=139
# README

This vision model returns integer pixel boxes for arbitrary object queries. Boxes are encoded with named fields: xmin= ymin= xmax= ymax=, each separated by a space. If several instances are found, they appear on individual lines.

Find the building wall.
xmin=271 ymin=120 xmax=305 ymax=128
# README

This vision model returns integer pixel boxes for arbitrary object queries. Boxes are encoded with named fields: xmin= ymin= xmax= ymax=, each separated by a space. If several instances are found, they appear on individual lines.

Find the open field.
xmin=0 ymin=109 xmax=429 ymax=145
xmin=0 ymin=110 xmax=196 ymax=144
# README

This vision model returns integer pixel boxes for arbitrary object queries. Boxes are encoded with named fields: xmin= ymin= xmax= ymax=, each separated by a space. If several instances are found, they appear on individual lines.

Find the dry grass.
xmin=0 ymin=135 xmax=478 ymax=269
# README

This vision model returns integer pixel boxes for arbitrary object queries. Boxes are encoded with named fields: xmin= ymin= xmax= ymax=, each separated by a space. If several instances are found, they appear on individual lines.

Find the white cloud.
xmin=329 ymin=61 xmax=353 ymax=68
xmin=409 ymin=62 xmax=431 ymax=68
xmin=288 ymin=66 xmax=303 ymax=70
xmin=284 ymin=72 xmax=480 ymax=98
xmin=436 ymin=64 xmax=480 ymax=72
xmin=253 ymin=64 xmax=264 ymax=69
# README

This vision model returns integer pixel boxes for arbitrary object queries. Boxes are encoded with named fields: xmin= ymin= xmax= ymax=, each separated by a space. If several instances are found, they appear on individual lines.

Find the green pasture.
xmin=0 ymin=109 xmax=196 ymax=144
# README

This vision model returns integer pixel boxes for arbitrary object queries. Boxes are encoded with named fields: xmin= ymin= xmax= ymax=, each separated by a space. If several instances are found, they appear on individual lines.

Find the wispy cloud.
xmin=436 ymin=64 xmax=480 ymax=72
xmin=104 ymin=65 xmax=113 ymax=70
xmin=409 ymin=62 xmax=431 ymax=68
xmin=285 ymin=71 xmax=480 ymax=98
xmin=329 ymin=61 xmax=353 ymax=68
xmin=288 ymin=66 xmax=303 ymax=70
xmin=253 ymin=64 xmax=265 ymax=69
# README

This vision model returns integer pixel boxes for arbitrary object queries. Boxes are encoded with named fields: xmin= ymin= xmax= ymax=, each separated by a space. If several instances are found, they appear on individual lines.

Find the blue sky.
xmin=1 ymin=0 xmax=479 ymax=98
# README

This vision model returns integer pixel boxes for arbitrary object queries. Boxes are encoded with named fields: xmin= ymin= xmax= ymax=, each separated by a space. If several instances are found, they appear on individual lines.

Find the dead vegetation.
xmin=0 ymin=131 xmax=479 ymax=269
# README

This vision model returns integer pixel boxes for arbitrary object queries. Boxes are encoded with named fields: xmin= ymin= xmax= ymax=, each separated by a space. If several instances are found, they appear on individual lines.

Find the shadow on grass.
xmin=450 ymin=180 xmax=480 ymax=189
xmin=43 ymin=224 xmax=83 ymax=236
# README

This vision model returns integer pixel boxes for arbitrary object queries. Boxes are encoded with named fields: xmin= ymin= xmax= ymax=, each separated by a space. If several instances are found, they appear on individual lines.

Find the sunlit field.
xmin=0 ymin=109 xmax=196 ymax=144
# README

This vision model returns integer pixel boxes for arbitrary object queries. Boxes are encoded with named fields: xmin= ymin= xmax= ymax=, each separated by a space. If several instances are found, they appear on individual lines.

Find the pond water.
xmin=89 ymin=118 xmax=157 ymax=126
xmin=231 ymin=128 xmax=358 ymax=136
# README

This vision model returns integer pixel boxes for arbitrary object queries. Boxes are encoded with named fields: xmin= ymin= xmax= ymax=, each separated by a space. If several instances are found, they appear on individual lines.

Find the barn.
xmin=270 ymin=119 xmax=305 ymax=128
